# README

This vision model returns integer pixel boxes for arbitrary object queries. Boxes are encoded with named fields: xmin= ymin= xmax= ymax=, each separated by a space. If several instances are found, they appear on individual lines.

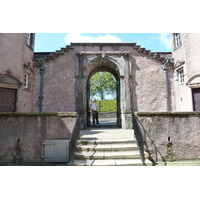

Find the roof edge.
xmin=33 ymin=42 xmax=173 ymax=65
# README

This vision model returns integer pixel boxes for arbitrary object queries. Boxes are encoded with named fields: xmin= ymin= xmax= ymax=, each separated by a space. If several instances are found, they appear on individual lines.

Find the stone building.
xmin=0 ymin=33 xmax=35 ymax=112
xmin=1 ymin=33 xmax=200 ymax=164
xmin=171 ymin=33 xmax=200 ymax=111
xmin=1 ymin=33 xmax=200 ymax=129
xmin=33 ymin=43 xmax=174 ymax=129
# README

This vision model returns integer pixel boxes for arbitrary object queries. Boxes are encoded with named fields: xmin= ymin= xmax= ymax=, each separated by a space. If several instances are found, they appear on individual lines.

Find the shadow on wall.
xmin=0 ymin=112 xmax=77 ymax=165
xmin=130 ymin=54 xmax=139 ymax=112
xmin=130 ymin=52 xmax=168 ymax=112
xmin=168 ymin=69 xmax=174 ymax=111
xmin=136 ymin=112 xmax=200 ymax=161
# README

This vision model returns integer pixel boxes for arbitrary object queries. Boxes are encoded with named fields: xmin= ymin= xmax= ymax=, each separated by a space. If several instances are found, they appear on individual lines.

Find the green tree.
xmin=90 ymin=72 xmax=116 ymax=100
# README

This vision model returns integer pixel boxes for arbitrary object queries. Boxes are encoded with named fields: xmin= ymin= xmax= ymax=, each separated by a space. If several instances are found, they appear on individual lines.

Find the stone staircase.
xmin=72 ymin=137 xmax=152 ymax=166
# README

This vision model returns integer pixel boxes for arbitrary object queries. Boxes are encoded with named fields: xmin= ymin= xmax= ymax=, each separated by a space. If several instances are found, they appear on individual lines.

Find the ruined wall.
xmin=136 ymin=112 xmax=200 ymax=161
xmin=0 ymin=112 xmax=77 ymax=165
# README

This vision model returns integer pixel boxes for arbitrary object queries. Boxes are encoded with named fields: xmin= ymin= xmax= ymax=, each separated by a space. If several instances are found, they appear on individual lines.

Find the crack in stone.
xmin=91 ymin=139 xmax=98 ymax=165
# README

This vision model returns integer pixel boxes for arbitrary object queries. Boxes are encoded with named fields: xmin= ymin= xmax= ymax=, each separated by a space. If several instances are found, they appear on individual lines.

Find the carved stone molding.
xmin=77 ymin=51 xmax=131 ymax=56
xmin=0 ymin=74 xmax=22 ymax=87
xmin=122 ymin=52 xmax=130 ymax=60
xmin=77 ymin=52 xmax=85 ymax=61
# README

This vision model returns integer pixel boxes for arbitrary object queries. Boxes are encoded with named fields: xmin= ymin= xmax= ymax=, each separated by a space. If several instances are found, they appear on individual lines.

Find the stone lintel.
xmin=0 ymin=83 xmax=19 ymax=89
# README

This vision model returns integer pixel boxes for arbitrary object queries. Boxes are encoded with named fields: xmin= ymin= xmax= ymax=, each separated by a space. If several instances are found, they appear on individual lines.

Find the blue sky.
xmin=35 ymin=33 xmax=172 ymax=53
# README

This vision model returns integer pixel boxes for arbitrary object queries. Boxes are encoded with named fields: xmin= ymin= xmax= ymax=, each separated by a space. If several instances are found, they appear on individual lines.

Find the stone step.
xmin=77 ymin=138 xmax=137 ymax=145
xmin=73 ymin=134 xmax=153 ymax=166
xmin=74 ymin=150 xmax=144 ymax=160
xmin=72 ymin=159 xmax=153 ymax=166
xmin=76 ymin=143 xmax=139 ymax=151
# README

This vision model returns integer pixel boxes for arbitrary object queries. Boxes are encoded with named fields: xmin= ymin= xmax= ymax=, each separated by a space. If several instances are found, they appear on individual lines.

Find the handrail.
xmin=69 ymin=114 xmax=80 ymax=163
xmin=133 ymin=114 xmax=167 ymax=166
xmin=133 ymin=114 xmax=145 ymax=165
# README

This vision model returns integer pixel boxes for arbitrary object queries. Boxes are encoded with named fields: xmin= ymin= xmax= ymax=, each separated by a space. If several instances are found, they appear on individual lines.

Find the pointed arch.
xmin=85 ymin=56 xmax=121 ymax=80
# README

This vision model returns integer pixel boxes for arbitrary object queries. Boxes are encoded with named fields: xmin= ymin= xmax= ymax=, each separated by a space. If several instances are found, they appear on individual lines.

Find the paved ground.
xmin=165 ymin=160 xmax=200 ymax=166
xmin=79 ymin=127 xmax=135 ymax=140
xmin=90 ymin=117 xmax=117 ymax=126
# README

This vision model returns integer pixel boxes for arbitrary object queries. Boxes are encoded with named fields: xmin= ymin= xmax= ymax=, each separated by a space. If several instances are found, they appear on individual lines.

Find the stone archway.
xmin=76 ymin=51 xmax=133 ymax=129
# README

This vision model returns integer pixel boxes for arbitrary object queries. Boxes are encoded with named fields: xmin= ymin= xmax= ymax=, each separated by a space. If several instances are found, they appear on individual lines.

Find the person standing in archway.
xmin=91 ymin=99 xmax=100 ymax=125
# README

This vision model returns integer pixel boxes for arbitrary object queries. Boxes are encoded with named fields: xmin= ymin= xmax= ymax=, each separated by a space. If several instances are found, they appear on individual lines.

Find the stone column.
xmin=122 ymin=53 xmax=133 ymax=129
xmin=76 ymin=53 xmax=85 ymax=129
xmin=39 ymin=65 xmax=46 ymax=112
xmin=120 ymin=75 xmax=125 ymax=129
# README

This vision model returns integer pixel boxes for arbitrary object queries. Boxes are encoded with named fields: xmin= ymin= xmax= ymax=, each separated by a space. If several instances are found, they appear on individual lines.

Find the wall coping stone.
xmin=135 ymin=112 xmax=200 ymax=117
xmin=0 ymin=112 xmax=77 ymax=117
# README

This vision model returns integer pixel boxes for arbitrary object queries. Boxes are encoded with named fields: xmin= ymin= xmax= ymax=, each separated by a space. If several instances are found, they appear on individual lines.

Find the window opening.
xmin=26 ymin=33 xmax=34 ymax=49
xmin=24 ymin=73 xmax=29 ymax=88
xmin=173 ymin=33 xmax=181 ymax=48
xmin=177 ymin=68 xmax=184 ymax=84
xmin=27 ymin=33 xmax=31 ymax=46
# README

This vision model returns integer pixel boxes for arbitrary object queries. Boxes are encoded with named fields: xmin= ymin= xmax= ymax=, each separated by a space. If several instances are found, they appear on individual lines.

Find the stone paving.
xmin=90 ymin=117 xmax=117 ymax=126
xmin=165 ymin=160 xmax=200 ymax=166
xmin=79 ymin=126 xmax=135 ymax=140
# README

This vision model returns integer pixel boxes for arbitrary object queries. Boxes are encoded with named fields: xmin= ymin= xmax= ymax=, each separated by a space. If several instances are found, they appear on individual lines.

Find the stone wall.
xmin=32 ymin=44 xmax=173 ymax=114
xmin=98 ymin=111 xmax=116 ymax=119
xmin=33 ymin=43 xmax=174 ymax=129
xmin=136 ymin=112 xmax=200 ymax=161
xmin=0 ymin=112 xmax=77 ymax=165
xmin=33 ymin=50 xmax=76 ymax=112
xmin=130 ymin=49 xmax=174 ymax=112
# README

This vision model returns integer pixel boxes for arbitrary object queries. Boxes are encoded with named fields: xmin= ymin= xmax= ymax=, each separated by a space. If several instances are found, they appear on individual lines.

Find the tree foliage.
xmin=90 ymin=72 xmax=116 ymax=100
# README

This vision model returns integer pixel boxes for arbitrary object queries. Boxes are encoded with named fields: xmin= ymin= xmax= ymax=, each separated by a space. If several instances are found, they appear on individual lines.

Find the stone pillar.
xmin=121 ymin=53 xmax=133 ymax=129
xmin=39 ymin=65 xmax=46 ymax=112
xmin=76 ymin=53 xmax=85 ymax=129
xmin=162 ymin=65 xmax=170 ymax=112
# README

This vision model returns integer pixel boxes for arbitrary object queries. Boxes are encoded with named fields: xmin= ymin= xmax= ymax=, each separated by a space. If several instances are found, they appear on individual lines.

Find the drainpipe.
xmin=39 ymin=65 xmax=46 ymax=112
xmin=162 ymin=59 xmax=170 ymax=112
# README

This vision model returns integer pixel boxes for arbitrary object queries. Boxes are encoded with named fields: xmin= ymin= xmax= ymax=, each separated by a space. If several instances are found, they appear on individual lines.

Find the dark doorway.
xmin=192 ymin=88 xmax=200 ymax=111
xmin=87 ymin=70 xmax=121 ymax=128
xmin=0 ymin=87 xmax=17 ymax=112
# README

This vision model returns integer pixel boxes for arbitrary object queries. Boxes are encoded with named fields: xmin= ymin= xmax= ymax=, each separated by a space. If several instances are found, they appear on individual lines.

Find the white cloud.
xmin=64 ymin=33 xmax=122 ymax=45
xmin=159 ymin=33 xmax=172 ymax=49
